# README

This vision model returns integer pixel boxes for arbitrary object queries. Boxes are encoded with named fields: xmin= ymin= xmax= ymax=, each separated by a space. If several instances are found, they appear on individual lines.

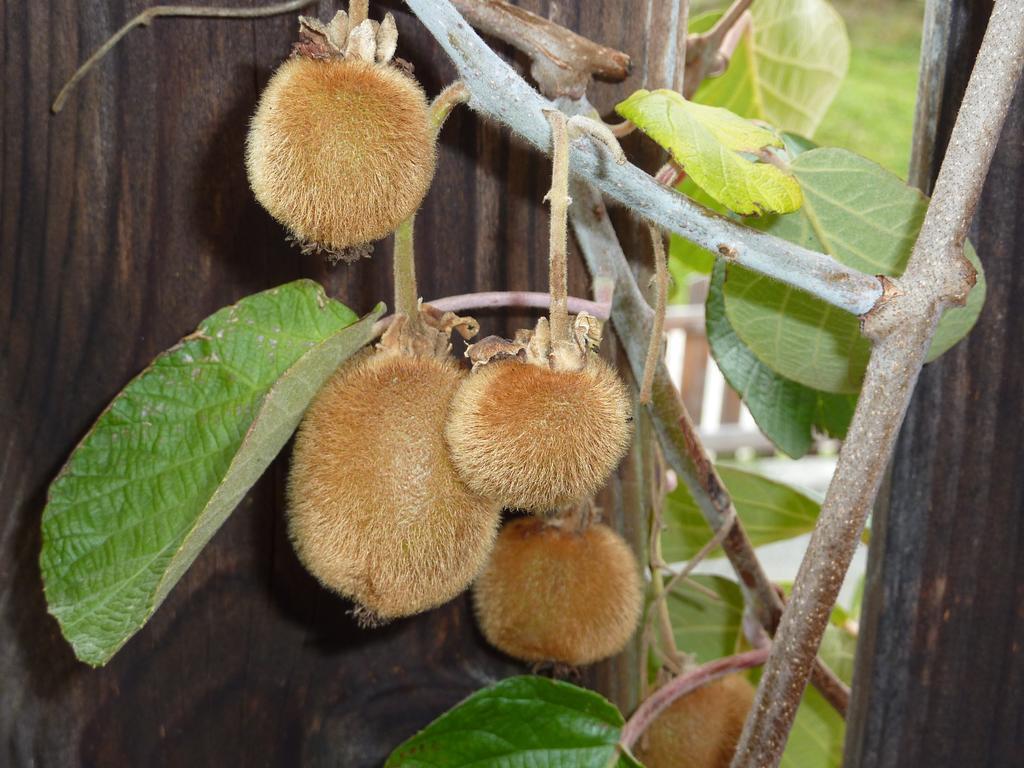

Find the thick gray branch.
xmin=404 ymin=0 xmax=884 ymax=317
xmin=731 ymin=2 xmax=1024 ymax=765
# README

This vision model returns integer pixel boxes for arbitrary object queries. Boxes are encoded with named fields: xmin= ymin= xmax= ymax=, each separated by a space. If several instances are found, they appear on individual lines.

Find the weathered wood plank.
xmin=0 ymin=1 xmax=668 ymax=764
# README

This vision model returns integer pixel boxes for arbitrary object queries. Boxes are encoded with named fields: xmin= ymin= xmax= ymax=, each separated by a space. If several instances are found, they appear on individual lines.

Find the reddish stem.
xmin=619 ymin=647 xmax=770 ymax=750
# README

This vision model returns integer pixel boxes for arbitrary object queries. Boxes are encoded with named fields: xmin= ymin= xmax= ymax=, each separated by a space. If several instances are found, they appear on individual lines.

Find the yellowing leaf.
xmin=616 ymin=89 xmax=802 ymax=215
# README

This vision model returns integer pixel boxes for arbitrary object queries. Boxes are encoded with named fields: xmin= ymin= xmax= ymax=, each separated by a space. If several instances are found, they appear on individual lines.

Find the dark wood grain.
xmin=845 ymin=1 xmax=1024 ymax=765
xmin=0 ymin=1 xmax=673 ymax=765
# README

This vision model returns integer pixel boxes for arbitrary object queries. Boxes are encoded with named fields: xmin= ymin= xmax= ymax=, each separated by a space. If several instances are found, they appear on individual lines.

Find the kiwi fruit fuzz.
xmin=472 ymin=513 xmax=642 ymax=666
xmin=246 ymin=3 xmax=435 ymax=261
xmin=445 ymin=111 xmax=633 ymax=512
xmin=634 ymin=674 xmax=756 ymax=768
xmin=287 ymin=306 xmax=501 ymax=622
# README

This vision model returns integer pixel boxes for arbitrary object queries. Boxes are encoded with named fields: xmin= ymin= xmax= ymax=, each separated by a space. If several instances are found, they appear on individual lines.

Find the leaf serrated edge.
xmin=40 ymin=285 xmax=381 ymax=665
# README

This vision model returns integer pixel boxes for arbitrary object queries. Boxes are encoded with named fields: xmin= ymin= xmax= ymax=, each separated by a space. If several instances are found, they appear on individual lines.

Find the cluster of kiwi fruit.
xmin=245 ymin=3 xmax=641 ymax=665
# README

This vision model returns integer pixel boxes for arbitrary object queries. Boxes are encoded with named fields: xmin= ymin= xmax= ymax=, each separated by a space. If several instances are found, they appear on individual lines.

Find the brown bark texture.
xmin=0 ymin=0 xmax=678 ymax=764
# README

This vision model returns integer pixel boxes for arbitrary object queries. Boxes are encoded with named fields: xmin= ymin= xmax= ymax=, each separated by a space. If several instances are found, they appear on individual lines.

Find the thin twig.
xmin=646 ymin=459 xmax=684 ymax=676
xmin=620 ymin=647 xmax=770 ymax=750
xmin=429 ymin=290 xmax=611 ymax=320
xmin=662 ymin=507 xmax=737 ymax=597
xmin=51 ymin=0 xmax=314 ymax=113
xmin=732 ymin=2 xmax=1024 ymax=764
xmin=640 ymin=226 xmax=668 ymax=404
xmin=606 ymin=119 xmax=637 ymax=138
xmin=451 ymin=0 xmax=630 ymax=98
xmin=684 ymin=0 xmax=753 ymax=96
xmin=699 ymin=0 xmax=753 ymax=55
xmin=405 ymin=0 xmax=883 ymax=317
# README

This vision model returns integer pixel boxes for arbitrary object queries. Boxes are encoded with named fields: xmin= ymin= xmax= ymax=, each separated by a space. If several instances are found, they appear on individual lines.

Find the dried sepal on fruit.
xmin=634 ymin=674 xmax=756 ymax=768
xmin=287 ymin=305 xmax=501 ymax=623
xmin=445 ymin=111 xmax=632 ymax=512
xmin=472 ymin=510 xmax=643 ymax=666
xmin=448 ymin=317 xmax=632 ymax=510
xmin=246 ymin=3 xmax=435 ymax=262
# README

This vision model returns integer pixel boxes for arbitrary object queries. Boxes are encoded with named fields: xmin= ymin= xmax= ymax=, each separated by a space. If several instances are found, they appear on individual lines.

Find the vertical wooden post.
xmin=845 ymin=1 xmax=1024 ymax=765
xmin=0 ymin=1 xmax=659 ymax=764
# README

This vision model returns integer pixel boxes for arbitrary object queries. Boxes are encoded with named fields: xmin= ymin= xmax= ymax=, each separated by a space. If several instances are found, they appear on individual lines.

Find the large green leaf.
xmin=693 ymin=0 xmax=849 ymax=138
xmin=723 ymin=148 xmax=986 ymax=393
xmin=663 ymin=466 xmax=820 ymax=563
xmin=666 ymin=575 xmax=745 ymax=663
xmin=385 ymin=676 xmax=639 ymax=767
xmin=616 ymin=89 xmax=802 ymax=216
xmin=707 ymin=261 xmax=857 ymax=457
xmin=41 ymin=282 xmax=383 ymax=665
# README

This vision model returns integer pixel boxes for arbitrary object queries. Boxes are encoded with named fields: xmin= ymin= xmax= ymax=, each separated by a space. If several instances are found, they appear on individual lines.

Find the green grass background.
xmin=815 ymin=0 xmax=924 ymax=177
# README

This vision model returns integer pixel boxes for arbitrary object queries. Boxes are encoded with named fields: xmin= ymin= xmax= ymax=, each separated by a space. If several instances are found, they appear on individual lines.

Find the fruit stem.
xmin=393 ymin=215 xmax=419 ymax=319
xmin=348 ymin=0 xmax=369 ymax=26
xmin=430 ymin=80 xmax=470 ymax=132
xmin=390 ymin=82 xmax=471 ymax=321
xmin=618 ymin=646 xmax=770 ymax=753
xmin=544 ymin=109 xmax=571 ymax=344
xmin=645 ymin=466 xmax=684 ymax=676
xmin=640 ymin=225 xmax=667 ymax=404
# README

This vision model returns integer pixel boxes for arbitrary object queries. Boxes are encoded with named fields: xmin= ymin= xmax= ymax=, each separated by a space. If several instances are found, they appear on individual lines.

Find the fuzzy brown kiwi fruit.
xmin=633 ymin=675 xmax=756 ymax=768
xmin=287 ymin=311 xmax=501 ymax=622
xmin=445 ymin=111 xmax=632 ymax=512
xmin=246 ymin=7 xmax=435 ymax=260
xmin=446 ymin=352 xmax=632 ymax=510
xmin=472 ymin=515 xmax=642 ymax=665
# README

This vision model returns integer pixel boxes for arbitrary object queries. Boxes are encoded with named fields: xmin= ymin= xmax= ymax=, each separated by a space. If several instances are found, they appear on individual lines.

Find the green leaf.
xmin=723 ymin=148 xmax=986 ymax=393
xmin=780 ymin=685 xmax=845 ymax=767
xmin=41 ymin=282 xmax=383 ymax=665
xmin=706 ymin=261 xmax=856 ymax=457
xmin=385 ymin=676 xmax=639 ymax=767
xmin=692 ymin=0 xmax=850 ymax=138
xmin=616 ymin=89 xmax=802 ymax=216
xmin=667 ymin=132 xmax=816 ymax=284
xmin=663 ymin=466 xmax=820 ymax=562
xmin=666 ymin=575 xmax=745 ymax=664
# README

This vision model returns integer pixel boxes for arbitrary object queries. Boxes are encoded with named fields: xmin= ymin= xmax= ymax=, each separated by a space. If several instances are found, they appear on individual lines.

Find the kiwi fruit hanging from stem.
xmin=633 ymin=674 xmax=756 ymax=768
xmin=246 ymin=1 xmax=436 ymax=262
xmin=445 ymin=111 xmax=633 ymax=512
xmin=472 ymin=509 xmax=643 ymax=666
xmin=285 ymin=82 xmax=494 ymax=622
